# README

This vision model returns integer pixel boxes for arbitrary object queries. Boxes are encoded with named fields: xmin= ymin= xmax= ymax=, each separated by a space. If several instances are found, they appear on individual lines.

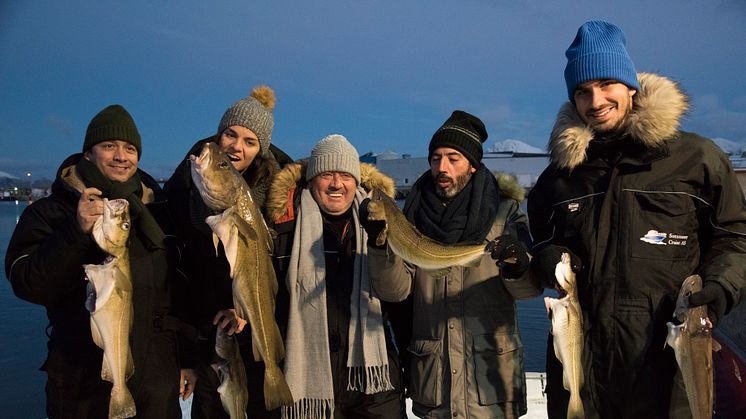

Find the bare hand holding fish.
xmin=544 ymin=252 xmax=584 ymax=419
xmin=83 ymin=198 xmax=136 ymax=419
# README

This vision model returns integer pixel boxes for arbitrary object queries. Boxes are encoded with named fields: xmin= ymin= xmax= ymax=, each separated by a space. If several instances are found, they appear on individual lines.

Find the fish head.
xmin=190 ymin=142 xmax=243 ymax=211
xmin=92 ymin=198 xmax=130 ymax=255
xmin=673 ymin=274 xmax=703 ymax=324
xmin=554 ymin=252 xmax=577 ymax=294
xmin=366 ymin=188 xmax=389 ymax=222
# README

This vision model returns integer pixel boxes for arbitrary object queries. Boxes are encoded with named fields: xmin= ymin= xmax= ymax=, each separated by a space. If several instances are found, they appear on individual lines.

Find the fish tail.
xmin=109 ymin=385 xmax=136 ymax=419
xmin=263 ymin=364 xmax=293 ymax=410
xmin=567 ymin=391 xmax=584 ymax=419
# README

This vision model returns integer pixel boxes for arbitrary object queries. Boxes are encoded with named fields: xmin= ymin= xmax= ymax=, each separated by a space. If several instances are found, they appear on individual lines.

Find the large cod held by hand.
xmin=83 ymin=198 xmax=136 ymax=419
xmin=364 ymin=188 xmax=489 ymax=270
xmin=544 ymin=253 xmax=584 ymax=419
xmin=666 ymin=275 xmax=720 ymax=419
xmin=191 ymin=142 xmax=293 ymax=411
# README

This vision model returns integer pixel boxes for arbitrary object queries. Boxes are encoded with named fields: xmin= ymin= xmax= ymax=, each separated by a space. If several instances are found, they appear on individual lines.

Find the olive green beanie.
xmin=83 ymin=104 xmax=142 ymax=156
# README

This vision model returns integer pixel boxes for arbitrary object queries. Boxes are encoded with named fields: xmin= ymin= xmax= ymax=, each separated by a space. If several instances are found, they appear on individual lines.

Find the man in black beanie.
xmin=362 ymin=110 xmax=542 ymax=419
xmin=6 ymin=104 xmax=189 ymax=418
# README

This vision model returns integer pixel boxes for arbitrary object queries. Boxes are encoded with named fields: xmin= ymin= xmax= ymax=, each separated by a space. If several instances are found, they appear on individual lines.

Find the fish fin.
xmin=263 ymin=365 xmax=294 ymax=410
xmin=212 ymin=233 xmax=220 ymax=256
xmin=207 ymin=212 xmax=241 ymax=277
xmin=567 ymin=392 xmax=585 ymax=419
xmin=713 ymin=339 xmax=722 ymax=352
xmin=462 ymin=256 xmax=483 ymax=268
xmin=248 ymin=328 xmax=263 ymax=362
xmin=90 ymin=317 xmax=104 ymax=349
xmin=109 ymin=384 xmax=136 ymax=419
xmin=125 ymin=347 xmax=135 ymax=380
xmin=375 ymin=225 xmax=388 ymax=247
xmin=231 ymin=211 xmax=258 ymax=242
xmin=101 ymin=353 xmax=112 ymax=382
xmin=85 ymin=265 xmax=115 ymax=309
xmin=665 ymin=321 xmax=682 ymax=350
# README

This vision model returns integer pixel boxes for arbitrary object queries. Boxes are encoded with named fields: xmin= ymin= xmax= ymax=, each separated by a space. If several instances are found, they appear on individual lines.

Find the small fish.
xmin=666 ymin=275 xmax=720 ymax=419
xmin=215 ymin=326 xmax=249 ymax=419
xmin=83 ymin=198 xmax=136 ymax=419
xmin=191 ymin=142 xmax=293 ymax=410
xmin=364 ymin=188 xmax=488 ymax=270
xmin=544 ymin=252 xmax=584 ymax=419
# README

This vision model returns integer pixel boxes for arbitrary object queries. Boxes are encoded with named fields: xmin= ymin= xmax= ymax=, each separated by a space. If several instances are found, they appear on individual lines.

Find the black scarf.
xmin=76 ymin=158 xmax=165 ymax=249
xmin=403 ymin=165 xmax=499 ymax=244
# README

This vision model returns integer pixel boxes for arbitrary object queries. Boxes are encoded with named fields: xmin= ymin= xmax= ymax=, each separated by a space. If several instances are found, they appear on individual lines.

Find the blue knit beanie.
xmin=564 ymin=20 xmax=640 ymax=101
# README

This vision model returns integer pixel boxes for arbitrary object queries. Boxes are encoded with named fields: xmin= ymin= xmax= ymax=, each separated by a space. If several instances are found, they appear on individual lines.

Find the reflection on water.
xmin=1 ymin=201 xmax=48 ymax=418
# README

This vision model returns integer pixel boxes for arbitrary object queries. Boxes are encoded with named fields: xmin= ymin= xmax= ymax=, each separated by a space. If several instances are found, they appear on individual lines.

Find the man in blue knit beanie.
xmin=528 ymin=20 xmax=746 ymax=419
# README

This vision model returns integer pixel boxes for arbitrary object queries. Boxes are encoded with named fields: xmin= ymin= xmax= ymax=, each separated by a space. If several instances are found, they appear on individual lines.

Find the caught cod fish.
xmin=666 ymin=275 xmax=720 ymax=419
xmin=365 ymin=188 xmax=489 ymax=270
xmin=83 ymin=198 xmax=136 ymax=419
xmin=544 ymin=252 xmax=584 ymax=419
xmin=191 ymin=142 xmax=293 ymax=410
xmin=215 ymin=325 xmax=249 ymax=419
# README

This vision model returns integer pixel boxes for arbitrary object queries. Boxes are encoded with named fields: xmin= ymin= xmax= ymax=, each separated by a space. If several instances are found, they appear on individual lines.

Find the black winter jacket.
xmin=265 ymin=161 xmax=407 ymax=398
xmin=528 ymin=73 xmax=746 ymax=419
xmin=5 ymin=154 xmax=186 ymax=410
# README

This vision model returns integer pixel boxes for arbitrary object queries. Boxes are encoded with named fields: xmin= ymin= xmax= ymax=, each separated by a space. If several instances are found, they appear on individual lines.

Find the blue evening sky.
xmin=1 ymin=0 xmax=745 ymax=180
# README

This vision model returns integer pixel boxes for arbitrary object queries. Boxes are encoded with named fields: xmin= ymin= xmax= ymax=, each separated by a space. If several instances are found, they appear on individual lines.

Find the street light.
xmin=26 ymin=172 xmax=32 ymax=202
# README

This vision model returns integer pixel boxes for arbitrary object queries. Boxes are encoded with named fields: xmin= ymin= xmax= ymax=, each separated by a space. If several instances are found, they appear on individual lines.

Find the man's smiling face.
xmin=574 ymin=79 xmax=636 ymax=133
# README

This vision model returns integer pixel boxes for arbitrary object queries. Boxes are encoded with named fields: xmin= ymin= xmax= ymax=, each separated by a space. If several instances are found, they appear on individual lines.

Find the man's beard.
xmin=434 ymin=171 xmax=473 ymax=199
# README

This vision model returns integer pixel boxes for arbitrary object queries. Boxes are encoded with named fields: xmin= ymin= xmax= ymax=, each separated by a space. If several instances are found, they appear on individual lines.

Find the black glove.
xmin=489 ymin=235 xmax=530 ymax=279
xmin=688 ymin=281 xmax=729 ymax=327
xmin=359 ymin=198 xmax=386 ymax=248
xmin=530 ymin=245 xmax=582 ymax=289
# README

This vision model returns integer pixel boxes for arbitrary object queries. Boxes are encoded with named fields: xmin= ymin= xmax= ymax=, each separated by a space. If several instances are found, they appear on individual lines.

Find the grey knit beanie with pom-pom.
xmin=217 ymin=85 xmax=276 ymax=155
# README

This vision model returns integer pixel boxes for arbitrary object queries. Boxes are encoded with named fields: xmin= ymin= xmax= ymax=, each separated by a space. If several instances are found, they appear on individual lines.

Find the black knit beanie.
xmin=83 ymin=104 xmax=142 ymax=157
xmin=428 ymin=110 xmax=487 ymax=167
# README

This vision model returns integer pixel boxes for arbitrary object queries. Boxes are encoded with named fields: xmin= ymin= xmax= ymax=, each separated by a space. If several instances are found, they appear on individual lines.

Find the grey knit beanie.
xmin=217 ymin=85 xmax=276 ymax=155
xmin=306 ymin=134 xmax=361 ymax=184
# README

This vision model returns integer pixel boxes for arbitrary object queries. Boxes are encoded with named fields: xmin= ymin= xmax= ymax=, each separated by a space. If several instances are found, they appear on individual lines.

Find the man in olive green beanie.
xmin=83 ymin=104 xmax=142 ymax=157
xmin=6 ymin=103 xmax=189 ymax=418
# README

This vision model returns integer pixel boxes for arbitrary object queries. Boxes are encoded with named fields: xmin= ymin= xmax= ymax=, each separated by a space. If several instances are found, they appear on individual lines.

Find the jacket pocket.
xmin=471 ymin=332 xmax=525 ymax=405
xmin=628 ymin=191 xmax=698 ymax=261
xmin=407 ymin=338 xmax=443 ymax=407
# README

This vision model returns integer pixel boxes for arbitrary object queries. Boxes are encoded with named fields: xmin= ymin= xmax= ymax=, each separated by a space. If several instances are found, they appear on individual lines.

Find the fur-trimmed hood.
xmin=265 ymin=160 xmax=395 ymax=222
xmin=492 ymin=171 xmax=525 ymax=203
xmin=549 ymin=72 xmax=689 ymax=170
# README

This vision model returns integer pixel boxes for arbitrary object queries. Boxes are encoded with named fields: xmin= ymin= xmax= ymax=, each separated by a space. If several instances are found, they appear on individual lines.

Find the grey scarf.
xmin=281 ymin=188 xmax=393 ymax=419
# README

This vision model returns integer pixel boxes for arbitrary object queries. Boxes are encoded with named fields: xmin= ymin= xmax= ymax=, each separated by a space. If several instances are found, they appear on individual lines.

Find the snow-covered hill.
xmin=0 ymin=170 xmax=20 ymax=180
xmin=487 ymin=139 xmax=545 ymax=154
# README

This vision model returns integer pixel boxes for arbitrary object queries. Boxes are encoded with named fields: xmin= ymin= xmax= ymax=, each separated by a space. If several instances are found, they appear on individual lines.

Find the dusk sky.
xmin=2 ymin=0 xmax=745 ymax=180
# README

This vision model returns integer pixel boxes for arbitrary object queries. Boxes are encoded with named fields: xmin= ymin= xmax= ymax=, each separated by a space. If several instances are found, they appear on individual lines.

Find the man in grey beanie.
xmin=528 ymin=20 xmax=746 ymax=418
xmin=264 ymin=134 xmax=407 ymax=419
xmin=363 ymin=110 xmax=542 ymax=419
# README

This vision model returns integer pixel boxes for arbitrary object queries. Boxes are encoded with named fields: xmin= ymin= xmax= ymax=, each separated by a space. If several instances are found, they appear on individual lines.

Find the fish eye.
xmin=122 ymin=223 xmax=130 ymax=230
xmin=218 ymin=161 xmax=230 ymax=169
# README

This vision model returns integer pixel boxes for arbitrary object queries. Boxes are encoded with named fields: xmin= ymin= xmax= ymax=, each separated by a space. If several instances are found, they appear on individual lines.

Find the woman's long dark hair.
xmin=243 ymin=151 xmax=277 ymax=188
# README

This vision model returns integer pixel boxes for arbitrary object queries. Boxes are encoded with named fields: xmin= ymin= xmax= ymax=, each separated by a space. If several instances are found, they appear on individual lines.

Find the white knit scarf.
xmin=281 ymin=188 xmax=393 ymax=419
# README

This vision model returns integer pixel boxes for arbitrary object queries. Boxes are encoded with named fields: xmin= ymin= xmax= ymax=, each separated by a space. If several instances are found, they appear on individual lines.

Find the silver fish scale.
xmin=235 ymin=188 xmax=256 ymax=224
